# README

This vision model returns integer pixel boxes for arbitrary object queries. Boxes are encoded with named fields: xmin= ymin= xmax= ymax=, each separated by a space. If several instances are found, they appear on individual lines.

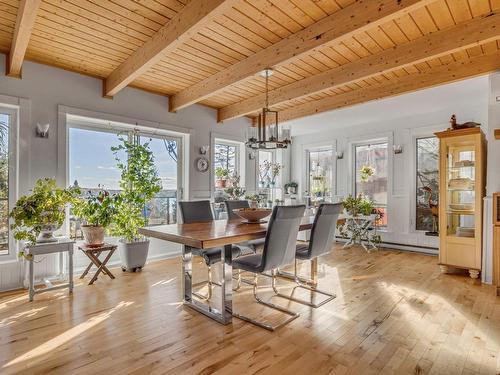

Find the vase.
xmin=81 ymin=225 xmax=105 ymax=247
xmin=215 ymin=179 xmax=227 ymax=188
xmin=36 ymin=224 xmax=60 ymax=243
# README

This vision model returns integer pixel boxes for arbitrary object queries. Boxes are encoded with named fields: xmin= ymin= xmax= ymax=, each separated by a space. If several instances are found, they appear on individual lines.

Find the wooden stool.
xmin=78 ymin=243 xmax=117 ymax=285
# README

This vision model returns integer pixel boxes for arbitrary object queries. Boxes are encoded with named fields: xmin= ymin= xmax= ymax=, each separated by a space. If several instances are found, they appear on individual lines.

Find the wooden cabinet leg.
xmin=469 ymin=269 xmax=479 ymax=279
xmin=496 ymin=286 xmax=500 ymax=297
xmin=439 ymin=265 xmax=449 ymax=273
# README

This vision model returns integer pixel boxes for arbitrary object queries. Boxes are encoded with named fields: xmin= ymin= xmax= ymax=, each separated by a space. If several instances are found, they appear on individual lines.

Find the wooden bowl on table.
xmin=232 ymin=208 xmax=272 ymax=223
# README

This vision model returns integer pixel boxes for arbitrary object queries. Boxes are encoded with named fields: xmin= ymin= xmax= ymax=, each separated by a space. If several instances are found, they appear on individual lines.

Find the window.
xmin=307 ymin=149 xmax=334 ymax=201
xmin=69 ymin=126 xmax=180 ymax=239
xmin=214 ymin=141 xmax=239 ymax=178
xmin=354 ymin=142 xmax=388 ymax=227
xmin=416 ymin=137 xmax=439 ymax=231
xmin=0 ymin=112 xmax=10 ymax=255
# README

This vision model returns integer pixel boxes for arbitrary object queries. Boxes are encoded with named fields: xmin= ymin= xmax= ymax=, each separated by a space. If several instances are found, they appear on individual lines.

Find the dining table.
xmin=139 ymin=215 xmax=315 ymax=325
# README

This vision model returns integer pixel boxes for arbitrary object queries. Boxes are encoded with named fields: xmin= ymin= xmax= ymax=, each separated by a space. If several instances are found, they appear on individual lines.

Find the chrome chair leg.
xmin=232 ymin=272 xmax=300 ymax=331
xmin=274 ymin=258 xmax=336 ymax=308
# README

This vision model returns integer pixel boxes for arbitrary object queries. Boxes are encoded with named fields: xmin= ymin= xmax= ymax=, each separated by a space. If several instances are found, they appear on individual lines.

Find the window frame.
xmin=305 ymin=147 xmax=335 ymax=199
xmin=350 ymin=137 xmax=389 ymax=229
xmin=0 ymin=105 xmax=19 ymax=261
xmin=213 ymin=139 xmax=241 ymax=181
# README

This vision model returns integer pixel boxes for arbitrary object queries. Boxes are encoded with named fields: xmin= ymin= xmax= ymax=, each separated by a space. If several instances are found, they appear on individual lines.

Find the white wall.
xmin=0 ymin=54 xmax=251 ymax=291
xmin=290 ymin=76 xmax=490 ymax=254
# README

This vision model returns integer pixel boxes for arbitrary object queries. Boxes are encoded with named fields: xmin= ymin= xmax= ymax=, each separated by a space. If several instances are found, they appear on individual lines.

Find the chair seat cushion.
xmin=192 ymin=246 xmax=241 ymax=266
xmin=295 ymin=242 xmax=310 ymax=260
xmin=233 ymin=253 xmax=263 ymax=273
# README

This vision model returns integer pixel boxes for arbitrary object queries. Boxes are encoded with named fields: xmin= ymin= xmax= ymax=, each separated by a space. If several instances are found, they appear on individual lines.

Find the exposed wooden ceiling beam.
xmin=7 ymin=0 xmax=41 ymax=78
xmin=104 ymin=0 xmax=237 ymax=97
xmin=273 ymin=50 xmax=500 ymax=124
xmin=169 ymin=0 xmax=435 ymax=112
xmin=219 ymin=12 xmax=500 ymax=122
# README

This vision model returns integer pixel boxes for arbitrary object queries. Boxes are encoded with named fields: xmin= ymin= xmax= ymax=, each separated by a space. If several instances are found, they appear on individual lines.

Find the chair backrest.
xmin=307 ymin=203 xmax=342 ymax=258
xmin=260 ymin=205 xmax=306 ymax=272
xmin=224 ymin=200 xmax=249 ymax=220
xmin=178 ymin=200 xmax=214 ymax=223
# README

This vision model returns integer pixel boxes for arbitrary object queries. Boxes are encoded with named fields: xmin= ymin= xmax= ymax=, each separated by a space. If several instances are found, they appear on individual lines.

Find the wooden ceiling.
xmin=1 ymin=0 xmax=499 ymax=124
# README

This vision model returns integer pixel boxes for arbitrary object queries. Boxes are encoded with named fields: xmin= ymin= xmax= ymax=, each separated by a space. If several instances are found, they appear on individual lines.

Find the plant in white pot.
xmin=73 ymin=187 xmax=117 ymax=247
xmin=111 ymin=136 xmax=161 ymax=272
xmin=9 ymin=178 xmax=79 ymax=258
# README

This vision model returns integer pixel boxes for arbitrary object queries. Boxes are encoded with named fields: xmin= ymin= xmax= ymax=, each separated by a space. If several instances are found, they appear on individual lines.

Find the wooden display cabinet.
xmin=435 ymin=128 xmax=486 ymax=279
xmin=493 ymin=192 xmax=500 ymax=294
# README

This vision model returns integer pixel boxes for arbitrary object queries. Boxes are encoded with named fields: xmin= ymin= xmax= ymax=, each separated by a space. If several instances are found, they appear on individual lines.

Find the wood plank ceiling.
xmin=0 ymin=0 xmax=499 ymax=125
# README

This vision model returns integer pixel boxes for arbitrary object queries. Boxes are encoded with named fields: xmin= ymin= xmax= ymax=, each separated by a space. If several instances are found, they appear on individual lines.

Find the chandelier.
xmin=245 ymin=68 xmax=291 ymax=149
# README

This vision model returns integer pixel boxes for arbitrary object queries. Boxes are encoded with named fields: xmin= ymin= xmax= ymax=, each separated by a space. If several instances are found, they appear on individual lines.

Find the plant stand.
xmin=78 ymin=243 xmax=117 ymax=285
xmin=339 ymin=215 xmax=378 ymax=252
xmin=26 ymin=238 xmax=75 ymax=301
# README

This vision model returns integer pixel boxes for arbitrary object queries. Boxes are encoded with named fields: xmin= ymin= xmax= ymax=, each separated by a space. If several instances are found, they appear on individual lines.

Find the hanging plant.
xmin=359 ymin=165 xmax=375 ymax=182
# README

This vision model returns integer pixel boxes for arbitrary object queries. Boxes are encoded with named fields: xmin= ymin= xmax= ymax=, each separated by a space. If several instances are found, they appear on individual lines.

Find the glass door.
xmin=445 ymin=144 xmax=476 ymax=238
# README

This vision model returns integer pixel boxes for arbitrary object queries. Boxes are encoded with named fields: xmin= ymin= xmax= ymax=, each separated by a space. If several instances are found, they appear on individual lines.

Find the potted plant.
xmin=215 ymin=167 xmax=230 ymax=188
xmin=284 ymin=181 xmax=298 ymax=195
xmin=73 ymin=187 xmax=117 ymax=247
xmin=9 ymin=178 xmax=79 ymax=257
xmin=258 ymin=162 xmax=270 ymax=188
xmin=224 ymin=173 xmax=245 ymax=200
xmin=270 ymin=162 xmax=282 ymax=186
xmin=341 ymin=194 xmax=375 ymax=217
xmin=111 ymin=137 xmax=162 ymax=272
xmin=245 ymin=194 xmax=261 ymax=208
xmin=359 ymin=165 xmax=375 ymax=182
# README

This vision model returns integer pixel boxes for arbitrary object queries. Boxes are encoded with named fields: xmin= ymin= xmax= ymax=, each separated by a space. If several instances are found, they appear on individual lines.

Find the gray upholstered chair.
xmin=224 ymin=200 xmax=265 ymax=253
xmin=232 ymin=205 xmax=306 ymax=331
xmin=178 ymin=200 xmax=241 ymax=300
xmin=274 ymin=203 xmax=342 ymax=308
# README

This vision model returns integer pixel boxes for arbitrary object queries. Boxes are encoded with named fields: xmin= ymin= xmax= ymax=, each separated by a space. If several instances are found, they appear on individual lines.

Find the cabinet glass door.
xmin=445 ymin=144 xmax=475 ymax=238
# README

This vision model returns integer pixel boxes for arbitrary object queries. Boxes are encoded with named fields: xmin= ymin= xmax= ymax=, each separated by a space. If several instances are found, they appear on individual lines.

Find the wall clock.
xmin=195 ymin=157 xmax=209 ymax=172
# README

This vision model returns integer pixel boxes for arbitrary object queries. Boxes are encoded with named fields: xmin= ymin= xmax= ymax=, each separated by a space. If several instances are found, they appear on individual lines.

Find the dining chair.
xmin=178 ymin=200 xmax=241 ymax=300
xmin=232 ymin=205 xmax=306 ymax=331
xmin=224 ymin=200 xmax=265 ymax=253
xmin=274 ymin=202 xmax=342 ymax=308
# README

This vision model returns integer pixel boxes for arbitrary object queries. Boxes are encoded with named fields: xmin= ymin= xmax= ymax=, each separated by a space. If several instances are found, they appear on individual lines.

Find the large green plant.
xmin=111 ymin=137 xmax=162 ymax=242
xmin=341 ymin=194 xmax=375 ymax=216
xmin=9 ymin=178 xmax=80 ymax=245
xmin=73 ymin=188 xmax=117 ymax=227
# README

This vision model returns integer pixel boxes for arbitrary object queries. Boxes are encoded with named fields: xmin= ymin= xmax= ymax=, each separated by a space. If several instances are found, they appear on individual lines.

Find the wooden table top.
xmin=139 ymin=216 xmax=315 ymax=249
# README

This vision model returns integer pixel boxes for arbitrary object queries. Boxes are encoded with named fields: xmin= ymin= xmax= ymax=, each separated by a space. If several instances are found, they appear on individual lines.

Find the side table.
xmin=78 ymin=243 xmax=117 ymax=285
xmin=25 ymin=238 xmax=75 ymax=302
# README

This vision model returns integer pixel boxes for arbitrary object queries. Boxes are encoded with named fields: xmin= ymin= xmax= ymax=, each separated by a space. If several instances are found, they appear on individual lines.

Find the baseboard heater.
xmin=335 ymin=236 xmax=438 ymax=255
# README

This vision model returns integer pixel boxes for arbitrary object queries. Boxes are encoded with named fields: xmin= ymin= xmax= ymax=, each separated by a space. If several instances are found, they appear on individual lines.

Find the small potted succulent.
xmin=284 ymin=181 xmax=298 ymax=195
xmin=9 ymin=178 xmax=79 ymax=257
xmin=111 ymin=136 xmax=162 ymax=272
xmin=245 ymin=194 xmax=261 ymax=208
xmin=215 ymin=167 xmax=230 ymax=188
xmin=73 ymin=187 xmax=117 ymax=247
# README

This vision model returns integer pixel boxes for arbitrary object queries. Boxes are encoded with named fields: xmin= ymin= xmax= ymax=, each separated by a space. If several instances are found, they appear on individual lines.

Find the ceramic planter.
xmin=215 ymin=179 xmax=227 ymax=188
xmin=118 ymin=238 xmax=149 ymax=272
xmin=81 ymin=225 xmax=105 ymax=247
xmin=36 ymin=223 xmax=60 ymax=243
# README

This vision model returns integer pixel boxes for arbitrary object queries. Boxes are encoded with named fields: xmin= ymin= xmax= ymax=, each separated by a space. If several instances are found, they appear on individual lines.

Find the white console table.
xmin=25 ymin=238 xmax=75 ymax=301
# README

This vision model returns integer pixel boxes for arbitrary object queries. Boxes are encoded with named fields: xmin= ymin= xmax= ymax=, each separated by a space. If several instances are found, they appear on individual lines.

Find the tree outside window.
xmin=0 ymin=114 xmax=9 ymax=255
xmin=416 ymin=137 xmax=439 ymax=231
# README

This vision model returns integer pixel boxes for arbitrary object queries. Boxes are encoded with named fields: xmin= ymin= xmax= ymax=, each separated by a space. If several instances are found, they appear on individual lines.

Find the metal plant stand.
xmin=340 ymin=215 xmax=378 ymax=252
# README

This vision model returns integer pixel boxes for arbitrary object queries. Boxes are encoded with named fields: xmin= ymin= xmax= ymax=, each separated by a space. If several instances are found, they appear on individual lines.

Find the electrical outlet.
xmin=497 ymin=96 xmax=500 ymax=102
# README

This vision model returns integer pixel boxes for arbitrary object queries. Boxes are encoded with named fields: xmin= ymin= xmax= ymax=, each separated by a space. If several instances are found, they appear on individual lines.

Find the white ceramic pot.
xmin=81 ymin=225 xmax=105 ymax=247
xmin=118 ymin=238 xmax=149 ymax=272
xmin=36 ymin=224 xmax=60 ymax=243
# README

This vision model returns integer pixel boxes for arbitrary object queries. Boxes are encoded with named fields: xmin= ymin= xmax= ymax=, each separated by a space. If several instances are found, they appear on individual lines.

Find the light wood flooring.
xmin=0 ymin=245 xmax=499 ymax=375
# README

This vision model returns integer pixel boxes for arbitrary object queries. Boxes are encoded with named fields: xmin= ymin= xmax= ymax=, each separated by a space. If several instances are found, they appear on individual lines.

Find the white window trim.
xmin=349 ymin=133 xmax=392 ymax=232
xmin=305 ymin=146 xmax=336 ymax=198
xmin=0 ymin=104 xmax=20 ymax=262
xmin=409 ymin=123 xmax=446 ymax=234
xmin=210 ymin=132 xmax=246 ymax=197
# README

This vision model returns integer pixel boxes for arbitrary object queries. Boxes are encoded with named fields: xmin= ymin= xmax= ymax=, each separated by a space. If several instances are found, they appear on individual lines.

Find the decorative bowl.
xmin=232 ymin=208 xmax=272 ymax=223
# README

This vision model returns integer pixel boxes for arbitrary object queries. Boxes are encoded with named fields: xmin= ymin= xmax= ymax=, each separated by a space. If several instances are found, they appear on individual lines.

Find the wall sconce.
xmin=393 ymin=145 xmax=403 ymax=154
xmin=335 ymin=151 xmax=344 ymax=160
xmin=36 ymin=123 xmax=50 ymax=138
xmin=199 ymin=145 xmax=209 ymax=155
xmin=248 ymin=151 xmax=256 ymax=160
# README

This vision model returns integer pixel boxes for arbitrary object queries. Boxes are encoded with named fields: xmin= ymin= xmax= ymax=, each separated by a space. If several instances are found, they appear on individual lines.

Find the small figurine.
xmin=449 ymin=114 xmax=480 ymax=130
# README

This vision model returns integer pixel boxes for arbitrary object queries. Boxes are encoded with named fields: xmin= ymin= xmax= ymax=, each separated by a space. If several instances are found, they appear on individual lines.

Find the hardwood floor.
xmin=0 ymin=245 xmax=499 ymax=375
